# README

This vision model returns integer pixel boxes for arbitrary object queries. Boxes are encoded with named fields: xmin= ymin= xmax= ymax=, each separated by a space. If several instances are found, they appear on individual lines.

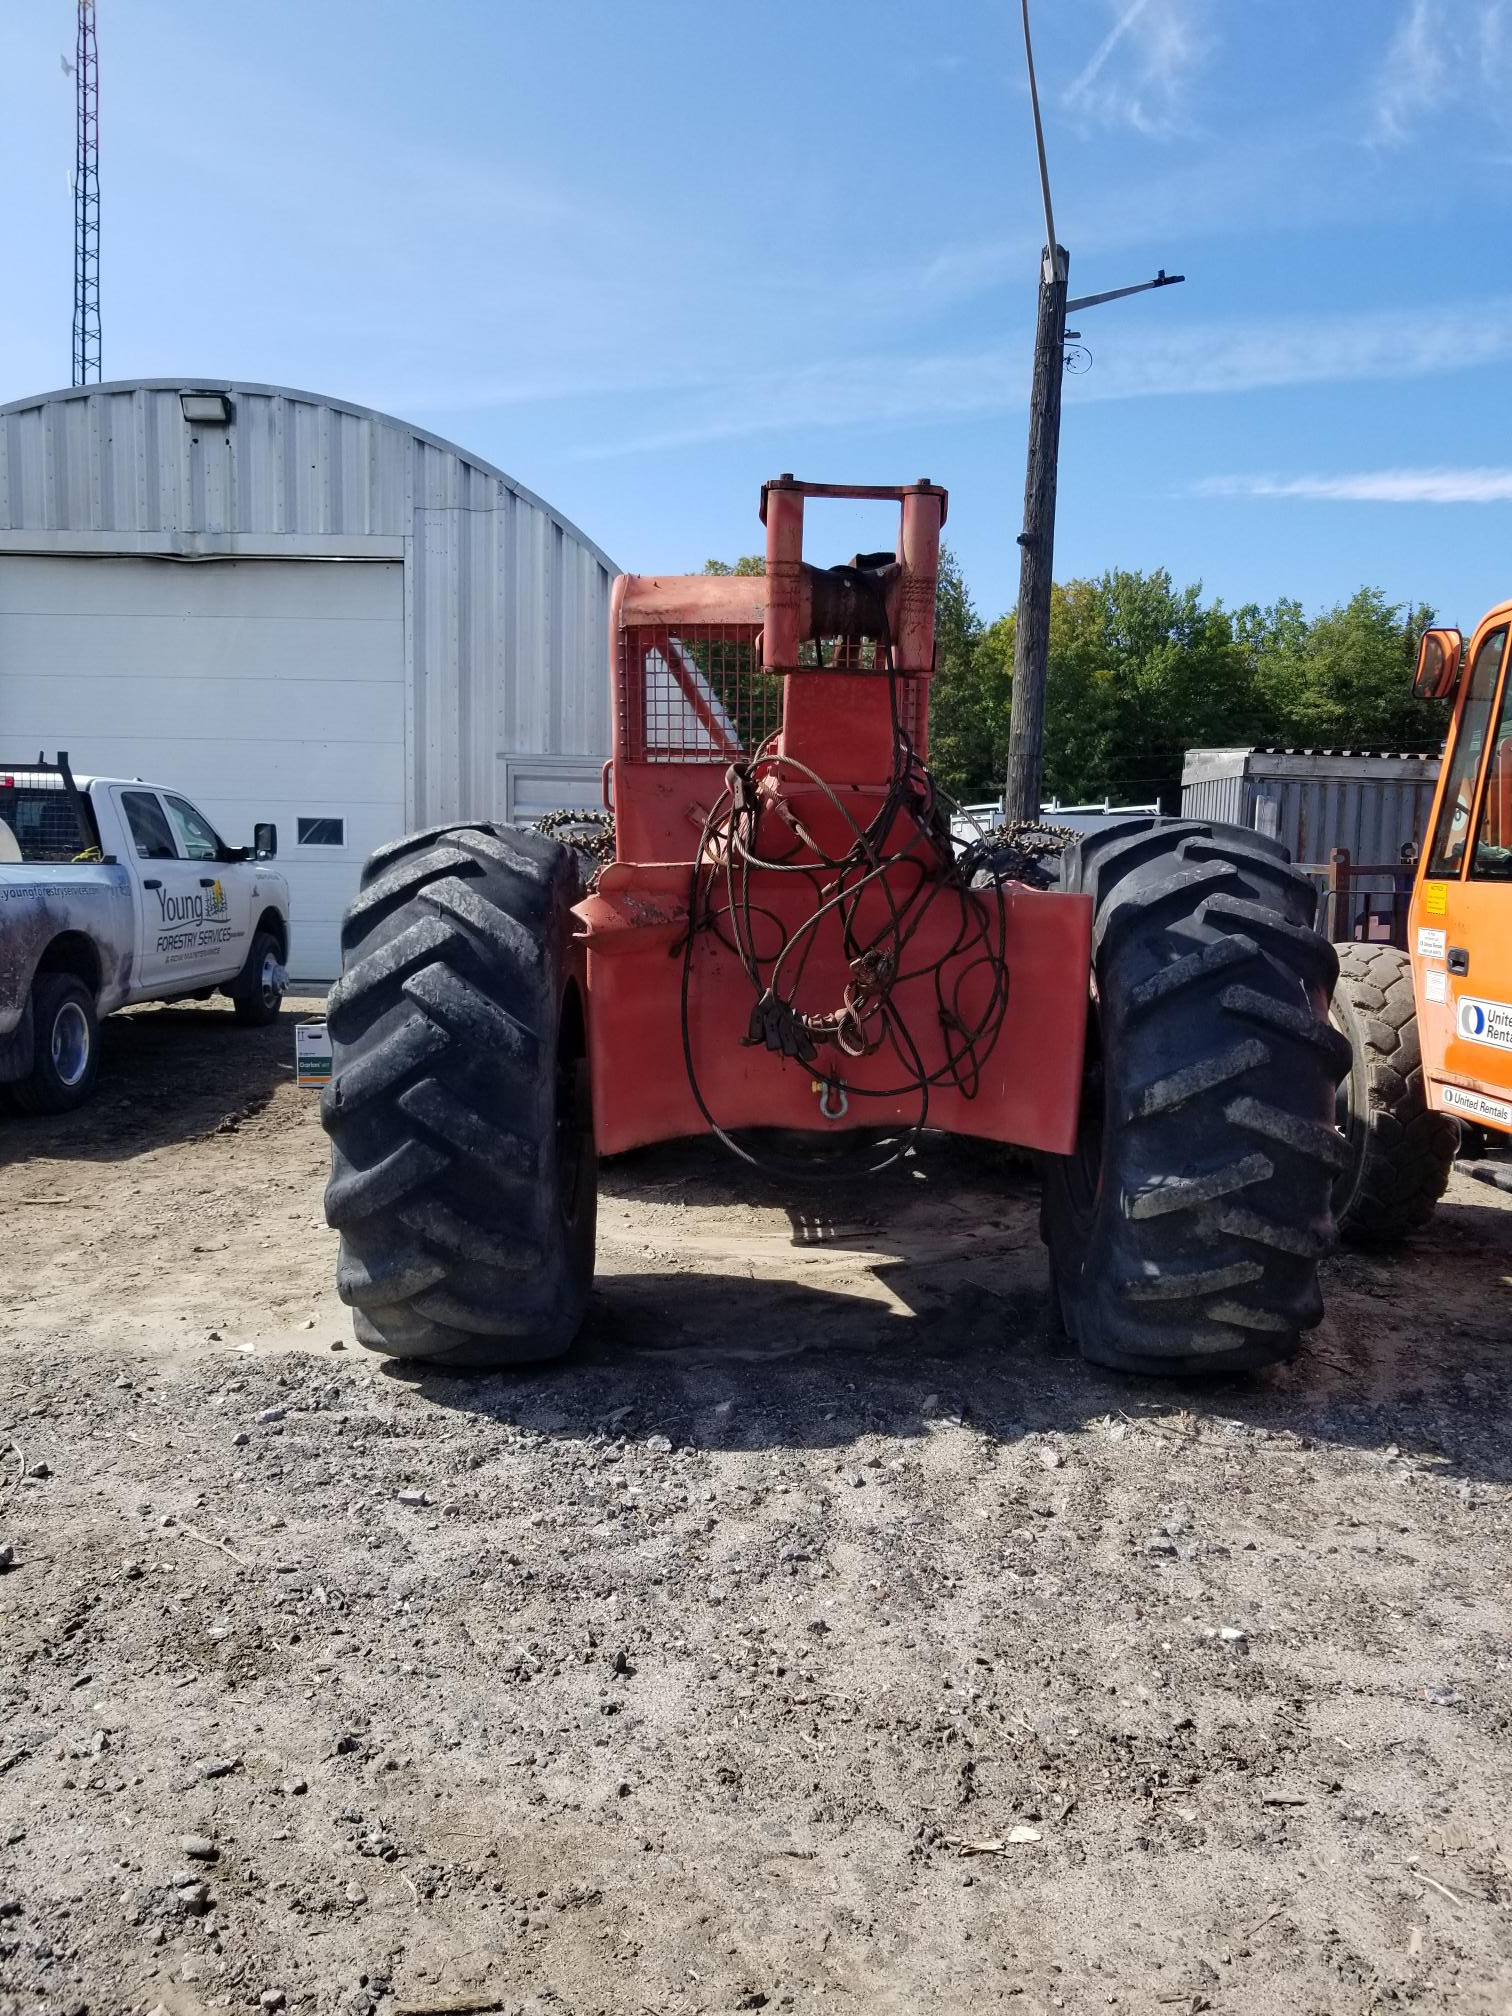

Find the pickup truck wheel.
xmin=231 ymin=932 xmax=286 ymax=1026
xmin=1042 ymin=819 xmax=1352 ymax=1376
xmin=1329 ymin=943 xmax=1459 ymax=1246
xmin=320 ymin=823 xmax=597 ymax=1369
xmin=13 ymin=973 xmax=100 ymax=1115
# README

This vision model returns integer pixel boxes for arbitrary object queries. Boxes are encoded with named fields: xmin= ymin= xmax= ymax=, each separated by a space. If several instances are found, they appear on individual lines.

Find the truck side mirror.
xmin=1413 ymin=627 xmax=1463 ymax=700
xmin=253 ymin=822 xmax=278 ymax=859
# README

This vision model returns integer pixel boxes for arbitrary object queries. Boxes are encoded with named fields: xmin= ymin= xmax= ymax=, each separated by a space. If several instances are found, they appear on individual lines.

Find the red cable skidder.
xmin=322 ymin=477 xmax=1348 ymax=1377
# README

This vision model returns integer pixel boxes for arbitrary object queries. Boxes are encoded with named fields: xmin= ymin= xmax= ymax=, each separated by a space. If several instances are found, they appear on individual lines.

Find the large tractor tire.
xmin=1042 ymin=818 xmax=1351 ymax=1376
xmin=1329 ymin=942 xmax=1458 ymax=1247
xmin=321 ymin=823 xmax=597 ymax=1369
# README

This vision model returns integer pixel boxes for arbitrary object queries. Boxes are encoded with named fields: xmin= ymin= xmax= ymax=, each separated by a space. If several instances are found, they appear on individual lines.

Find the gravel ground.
xmin=1 ymin=996 xmax=1510 ymax=2016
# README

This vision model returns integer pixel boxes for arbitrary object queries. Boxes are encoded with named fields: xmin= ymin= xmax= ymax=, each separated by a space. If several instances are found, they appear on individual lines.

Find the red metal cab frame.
xmin=577 ymin=480 xmax=1092 ymax=1157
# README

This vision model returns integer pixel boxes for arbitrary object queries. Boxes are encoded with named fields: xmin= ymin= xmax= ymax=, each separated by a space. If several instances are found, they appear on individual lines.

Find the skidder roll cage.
xmin=580 ymin=477 xmax=1094 ymax=1167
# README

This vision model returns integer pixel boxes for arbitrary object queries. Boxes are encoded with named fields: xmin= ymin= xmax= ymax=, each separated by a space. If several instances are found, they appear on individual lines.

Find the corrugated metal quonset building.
xmin=0 ymin=380 xmax=616 ymax=979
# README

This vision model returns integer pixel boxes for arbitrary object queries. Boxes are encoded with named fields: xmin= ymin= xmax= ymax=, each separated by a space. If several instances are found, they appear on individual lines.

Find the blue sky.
xmin=3 ymin=0 xmax=1510 ymax=628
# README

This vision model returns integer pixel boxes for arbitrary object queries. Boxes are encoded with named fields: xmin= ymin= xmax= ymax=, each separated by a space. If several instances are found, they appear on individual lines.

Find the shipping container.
xmin=1181 ymin=747 xmax=1440 ymax=864
xmin=1181 ymin=746 xmax=1442 ymax=946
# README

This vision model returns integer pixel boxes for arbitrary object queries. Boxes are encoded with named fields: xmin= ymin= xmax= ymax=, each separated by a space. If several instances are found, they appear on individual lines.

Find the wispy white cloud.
xmin=904 ymin=124 xmax=1384 ymax=319
xmin=1063 ymin=0 xmax=1213 ymax=137
xmin=1370 ymin=0 xmax=1510 ymax=144
xmin=1065 ymin=0 xmax=1157 ymax=103
xmin=1197 ymin=469 xmax=1512 ymax=504
xmin=568 ymin=299 xmax=1512 ymax=460
xmin=568 ymin=351 xmax=1019 ymax=461
xmin=1371 ymin=0 xmax=1454 ymax=143
xmin=1073 ymin=298 xmax=1512 ymax=401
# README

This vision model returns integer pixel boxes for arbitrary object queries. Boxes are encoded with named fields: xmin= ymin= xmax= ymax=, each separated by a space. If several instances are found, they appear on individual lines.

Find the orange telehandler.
xmin=1330 ymin=604 xmax=1512 ymax=1242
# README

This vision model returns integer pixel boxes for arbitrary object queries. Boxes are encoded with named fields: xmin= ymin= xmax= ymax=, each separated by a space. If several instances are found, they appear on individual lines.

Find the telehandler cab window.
xmin=1426 ymin=625 xmax=1507 ymax=877
xmin=1470 ymin=637 xmax=1512 ymax=878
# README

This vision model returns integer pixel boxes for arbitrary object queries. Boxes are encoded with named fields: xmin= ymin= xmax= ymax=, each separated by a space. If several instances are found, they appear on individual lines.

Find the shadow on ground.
xmin=0 ymin=994 xmax=323 ymax=1165
xmin=382 ymin=1135 xmax=1512 ymax=1486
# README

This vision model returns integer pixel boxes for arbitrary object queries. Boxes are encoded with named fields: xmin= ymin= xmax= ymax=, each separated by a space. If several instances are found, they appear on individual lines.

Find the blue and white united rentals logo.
xmin=1456 ymin=996 xmax=1512 ymax=1051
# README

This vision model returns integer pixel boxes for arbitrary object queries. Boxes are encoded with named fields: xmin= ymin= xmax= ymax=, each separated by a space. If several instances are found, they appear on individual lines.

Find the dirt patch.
xmin=2 ymin=997 xmax=1511 ymax=2015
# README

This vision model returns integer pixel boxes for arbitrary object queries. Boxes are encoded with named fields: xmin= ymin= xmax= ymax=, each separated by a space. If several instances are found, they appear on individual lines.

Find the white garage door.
xmin=0 ymin=554 xmax=405 ymax=982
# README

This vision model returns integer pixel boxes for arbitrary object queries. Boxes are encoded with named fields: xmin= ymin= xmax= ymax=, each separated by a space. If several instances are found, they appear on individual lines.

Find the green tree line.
xmin=930 ymin=553 xmax=1441 ymax=809
xmin=704 ymin=552 xmax=1442 ymax=809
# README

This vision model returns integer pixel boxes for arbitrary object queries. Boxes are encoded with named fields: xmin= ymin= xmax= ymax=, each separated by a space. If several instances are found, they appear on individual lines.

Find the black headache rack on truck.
xmin=0 ymin=753 xmax=107 ymax=865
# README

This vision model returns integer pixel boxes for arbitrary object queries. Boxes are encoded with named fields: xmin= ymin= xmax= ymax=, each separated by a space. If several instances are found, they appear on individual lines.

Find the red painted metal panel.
xmin=581 ymin=871 xmax=1090 ymax=1156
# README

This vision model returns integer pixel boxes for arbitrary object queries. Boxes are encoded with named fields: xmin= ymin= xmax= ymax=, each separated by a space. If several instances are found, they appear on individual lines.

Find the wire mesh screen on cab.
xmin=619 ymin=625 xmax=928 ymax=765
xmin=620 ymin=626 xmax=779 ymax=765
xmin=0 ymin=767 xmax=93 ymax=863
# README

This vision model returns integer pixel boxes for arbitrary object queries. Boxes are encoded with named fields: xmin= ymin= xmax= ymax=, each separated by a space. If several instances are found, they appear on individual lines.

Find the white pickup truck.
xmin=0 ymin=755 xmax=291 ymax=1112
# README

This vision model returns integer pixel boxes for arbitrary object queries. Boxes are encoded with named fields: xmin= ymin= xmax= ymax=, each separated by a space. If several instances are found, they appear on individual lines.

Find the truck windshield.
xmin=1426 ymin=625 xmax=1508 ymax=878
xmin=1470 ymin=633 xmax=1512 ymax=879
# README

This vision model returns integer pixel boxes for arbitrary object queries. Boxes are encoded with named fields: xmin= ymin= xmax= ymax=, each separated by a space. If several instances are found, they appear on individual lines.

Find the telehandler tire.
xmin=321 ymin=823 xmax=597 ymax=1369
xmin=1328 ymin=942 xmax=1458 ymax=1247
xmin=1042 ymin=818 xmax=1351 ymax=1376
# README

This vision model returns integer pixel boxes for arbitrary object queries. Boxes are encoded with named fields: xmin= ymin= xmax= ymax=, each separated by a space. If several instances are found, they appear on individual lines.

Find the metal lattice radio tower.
xmin=71 ymin=0 xmax=101 ymax=386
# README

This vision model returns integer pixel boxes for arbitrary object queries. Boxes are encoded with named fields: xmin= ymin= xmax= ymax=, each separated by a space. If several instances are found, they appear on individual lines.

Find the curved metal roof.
xmin=0 ymin=377 xmax=615 ymax=573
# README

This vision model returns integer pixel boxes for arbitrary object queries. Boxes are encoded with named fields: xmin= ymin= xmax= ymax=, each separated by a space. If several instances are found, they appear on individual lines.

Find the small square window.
xmin=297 ymin=816 xmax=345 ymax=847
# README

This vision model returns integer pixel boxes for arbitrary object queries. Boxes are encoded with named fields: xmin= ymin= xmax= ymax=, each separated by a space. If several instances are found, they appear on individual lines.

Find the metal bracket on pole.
xmin=1066 ymin=270 xmax=1184 ymax=315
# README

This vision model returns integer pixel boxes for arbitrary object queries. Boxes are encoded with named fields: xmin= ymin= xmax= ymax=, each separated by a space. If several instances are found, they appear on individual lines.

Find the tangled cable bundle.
xmin=677 ymin=646 xmax=1017 ymax=1178
xmin=529 ymin=657 xmax=1077 ymax=1180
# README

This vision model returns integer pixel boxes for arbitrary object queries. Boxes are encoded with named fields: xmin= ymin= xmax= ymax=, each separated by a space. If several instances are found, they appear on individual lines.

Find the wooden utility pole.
xmin=1004 ymin=243 xmax=1067 ymax=826
xmin=1003 ymin=0 xmax=1183 ymax=825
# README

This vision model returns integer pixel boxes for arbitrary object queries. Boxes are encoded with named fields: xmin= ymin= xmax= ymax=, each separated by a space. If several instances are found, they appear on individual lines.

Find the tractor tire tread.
xmin=1330 ymin=943 xmax=1458 ymax=1246
xmin=320 ymin=821 xmax=596 ymax=1368
xmin=1042 ymin=817 xmax=1345 ymax=1374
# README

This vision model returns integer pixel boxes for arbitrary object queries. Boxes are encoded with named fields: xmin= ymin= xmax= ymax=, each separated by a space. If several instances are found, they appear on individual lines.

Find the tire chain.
xmin=533 ymin=808 xmax=616 ymax=865
xmin=964 ymin=819 xmax=1079 ymax=889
